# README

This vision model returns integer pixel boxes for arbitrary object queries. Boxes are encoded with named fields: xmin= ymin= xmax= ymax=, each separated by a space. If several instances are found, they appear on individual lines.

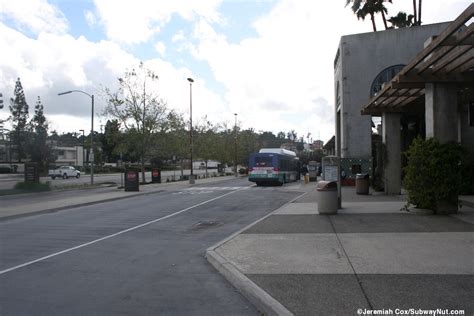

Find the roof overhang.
xmin=361 ymin=4 xmax=474 ymax=116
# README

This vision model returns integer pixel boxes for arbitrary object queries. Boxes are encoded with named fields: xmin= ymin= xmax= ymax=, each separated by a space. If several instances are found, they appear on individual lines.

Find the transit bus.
xmin=248 ymin=148 xmax=299 ymax=186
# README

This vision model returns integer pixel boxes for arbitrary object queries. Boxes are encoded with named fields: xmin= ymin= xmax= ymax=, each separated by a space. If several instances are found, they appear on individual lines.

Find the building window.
xmin=370 ymin=65 xmax=405 ymax=97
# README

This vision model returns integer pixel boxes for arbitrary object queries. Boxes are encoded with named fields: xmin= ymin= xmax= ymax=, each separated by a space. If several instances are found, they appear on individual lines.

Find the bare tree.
xmin=104 ymin=62 xmax=169 ymax=182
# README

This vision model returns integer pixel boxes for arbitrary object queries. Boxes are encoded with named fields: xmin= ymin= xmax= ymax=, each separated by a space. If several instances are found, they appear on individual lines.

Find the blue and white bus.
xmin=248 ymin=148 xmax=299 ymax=186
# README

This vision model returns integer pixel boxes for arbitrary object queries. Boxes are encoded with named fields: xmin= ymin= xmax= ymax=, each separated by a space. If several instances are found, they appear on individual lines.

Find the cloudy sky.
xmin=0 ymin=0 xmax=470 ymax=144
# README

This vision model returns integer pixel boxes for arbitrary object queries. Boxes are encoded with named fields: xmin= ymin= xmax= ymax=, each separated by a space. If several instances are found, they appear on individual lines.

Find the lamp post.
xmin=234 ymin=113 xmax=238 ymax=177
xmin=79 ymin=129 xmax=85 ymax=169
xmin=58 ymin=90 xmax=94 ymax=185
xmin=187 ymin=77 xmax=195 ymax=184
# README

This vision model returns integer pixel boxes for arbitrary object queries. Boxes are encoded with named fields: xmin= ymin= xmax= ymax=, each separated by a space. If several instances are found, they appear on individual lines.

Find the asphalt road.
xmin=0 ymin=177 xmax=302 ymax=315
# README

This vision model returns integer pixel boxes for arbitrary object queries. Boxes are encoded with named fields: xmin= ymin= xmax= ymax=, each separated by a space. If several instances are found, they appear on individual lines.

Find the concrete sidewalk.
xmin=0 ymin=175 xmax=237 ymax=221
xmin=207 ymin=183 xmax=474 ymax=315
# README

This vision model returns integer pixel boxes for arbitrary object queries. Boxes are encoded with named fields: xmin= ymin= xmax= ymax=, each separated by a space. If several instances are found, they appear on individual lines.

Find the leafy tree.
xmin=296 ymin=138 xmax=305 ymax=152
xmin=237 ymin=128 xmax=259 ymax=165
xmin=28 ymin=96 xmax=54 ymax=172
xmin=154 ymin=110 xmax=187 ymax=160
xmin=214 ymin=124 xmax=234 ymax=167
xmin=9 ymin=78 xmax=29 ymax=162
xmin=194 ymin=117 xmax=220 ymax=176
xmin=259 ymin=131 xmax=285 ymax=149
xmin=101 ymin=119 xmax=123 ymax=163
xmin=104 ymin=62 xmax=170 ymax=182
xmin=287 ymin=130 xmax=298 ymax=143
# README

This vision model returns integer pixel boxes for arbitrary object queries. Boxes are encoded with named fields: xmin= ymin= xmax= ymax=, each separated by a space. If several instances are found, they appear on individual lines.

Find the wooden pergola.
xmin=361 ymin=3 xmax=473 ymax=115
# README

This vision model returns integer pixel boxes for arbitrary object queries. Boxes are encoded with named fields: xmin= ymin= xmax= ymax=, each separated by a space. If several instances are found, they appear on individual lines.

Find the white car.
xmin=48 ymin=166 xmax=81 ymax=179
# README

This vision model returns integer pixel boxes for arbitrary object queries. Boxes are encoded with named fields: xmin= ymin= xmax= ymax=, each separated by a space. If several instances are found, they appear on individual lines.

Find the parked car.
xmin=48 ymin=166 xmax=81 ymax=179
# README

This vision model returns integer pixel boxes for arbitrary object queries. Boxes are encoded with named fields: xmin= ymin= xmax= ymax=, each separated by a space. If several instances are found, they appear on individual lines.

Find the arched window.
xmin=370 ymin=65 xmax=405 ymax=97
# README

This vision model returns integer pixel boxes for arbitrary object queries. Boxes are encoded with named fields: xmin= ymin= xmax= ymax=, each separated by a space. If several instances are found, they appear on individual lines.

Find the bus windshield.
xmin=255 ymin=156 xmax=273 ymax=167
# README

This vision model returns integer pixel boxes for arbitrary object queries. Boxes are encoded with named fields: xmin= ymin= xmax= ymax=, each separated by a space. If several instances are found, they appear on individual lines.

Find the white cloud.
xmin=154 ymin=41 xmax=166 ymax=56
xmin=0 ymin=20 xmax=139 ymax=130
xmin=1 ymin=0 xmax=471 ymax=145
xmin=0 ymin=0 xmax=68 ymax=34
xmin=172 ymin=30 xmax=185 ymax=43
xmin=189 ymin=0 xmax=471 ymax=143
xmin=84 ymin=10 xmax=97 ymax=28
xmin=0 ymin=19 xmax=225 ymax=135
xmin=189 ymin=1 xmax=371 ymax=142
xmin=92 ymin=0 xmax=223 ymax=44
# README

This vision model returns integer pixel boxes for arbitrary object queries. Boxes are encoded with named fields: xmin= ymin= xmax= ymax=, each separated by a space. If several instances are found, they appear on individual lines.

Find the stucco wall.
xmin=334 ymin=22 xmax=451 ymax=159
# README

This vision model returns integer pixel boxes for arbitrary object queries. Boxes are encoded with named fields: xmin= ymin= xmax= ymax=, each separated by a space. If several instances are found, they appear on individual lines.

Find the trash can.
xmin=355 ymin=173 xmax=369 ymax=195
xmin=124 ymin=169 xmax=139 ymax=191
xmin=151 ymin=168 xmax=161 ymax=183
xmin=316 ymin=180 xmax=338 ymax=214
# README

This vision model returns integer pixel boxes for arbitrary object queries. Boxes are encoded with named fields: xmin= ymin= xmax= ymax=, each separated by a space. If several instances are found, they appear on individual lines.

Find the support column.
xmin=425 ymin=83 xmax=459 ymax=214
xmin=382 ymin=112 xmax=401 ymax=195
xmin=425 ymin=83 xmax=458 ymax=143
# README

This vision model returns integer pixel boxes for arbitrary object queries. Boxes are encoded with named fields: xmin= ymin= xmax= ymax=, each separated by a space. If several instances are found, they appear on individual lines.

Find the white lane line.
xmin=0 ymin=187 xmax=248 ymax=276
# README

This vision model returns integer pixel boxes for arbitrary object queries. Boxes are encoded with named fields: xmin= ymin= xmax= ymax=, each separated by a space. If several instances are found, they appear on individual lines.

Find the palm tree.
xmin=346 ymin=0 xmax=377 ymax=31
xmin=412 ymin=0 xmax=418 ymax=25
xmin=388 ymin=12 xmax=415 ymax=28
xmin=346 ymin=0 xmax=392 ymax=32
xmin=417 ymin=0 xmax=422 ymax=25
xmin=374 ymin=0 xmax=391 ymax=30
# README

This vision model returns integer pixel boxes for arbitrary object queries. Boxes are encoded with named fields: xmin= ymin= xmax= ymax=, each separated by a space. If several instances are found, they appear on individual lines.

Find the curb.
xmin=460 ymin=199 xmax=474 ymax=208
xmin=205 ymin=191 xmax=307 ymax=316
xmin=206 ymin=250 xmax=292 ymax=316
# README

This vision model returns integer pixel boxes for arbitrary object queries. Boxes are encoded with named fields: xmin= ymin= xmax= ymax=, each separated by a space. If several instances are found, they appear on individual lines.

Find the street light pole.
xmin=79 ymin=129 xmax=85 ymax=169
xmin=234 ymin=113 xmax=238 ymax=177
xmin=187 ymin=78 xmax=195 ymax=184
xmin=58 ymin=90 xmax=94 ymax=185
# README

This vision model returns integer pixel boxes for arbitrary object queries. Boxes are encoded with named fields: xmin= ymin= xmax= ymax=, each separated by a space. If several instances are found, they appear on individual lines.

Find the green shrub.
xmin=0 ymin=166 xmax=11 ymax=173
xmin=460 ymin=153 xmax=474 ymax=195
xmin=403 ymin=137 xmax=462 ymax=213
xmin=14 ymin=181 xmax=51 ymax=192
xmin=238 ymin=167 xmax=248 ymax=175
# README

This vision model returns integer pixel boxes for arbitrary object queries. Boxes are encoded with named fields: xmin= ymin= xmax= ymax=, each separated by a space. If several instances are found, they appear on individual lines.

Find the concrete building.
xmin=361 ymin=4 xmax=473 ymax=207
xmin=54 ymin=146 xmax=84 ymax=167
xmin=334 ymin=21 xmax=450 ymax=180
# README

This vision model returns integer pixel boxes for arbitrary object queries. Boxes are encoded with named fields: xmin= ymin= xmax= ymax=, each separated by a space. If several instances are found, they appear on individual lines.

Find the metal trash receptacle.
xmin=316 ymin=180 xmax=338 ymax=214
xmin=151 ymin=168 xmax=161 ymax=183
xmin=355 ymin=173 xmax=369 ymax=195
xmin=124 ymin=169 xmax=139 ymax=191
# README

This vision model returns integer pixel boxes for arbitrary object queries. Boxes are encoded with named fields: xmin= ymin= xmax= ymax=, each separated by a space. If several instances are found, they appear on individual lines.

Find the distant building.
xmin=323 ymin=136 xmax=335 ymax=156
xmin=0 ymin=127 xmax=10 ymax=162
xmin=311 ymin=140 xmax=323 ymax=151
xmin=53 ymin=146 xmax=84 ymax=167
